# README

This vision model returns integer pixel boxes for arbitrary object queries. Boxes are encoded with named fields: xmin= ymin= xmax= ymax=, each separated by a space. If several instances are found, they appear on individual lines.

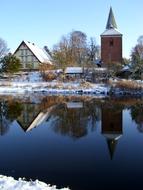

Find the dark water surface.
xmin=0 ymin=95 xmax=143 ymax=190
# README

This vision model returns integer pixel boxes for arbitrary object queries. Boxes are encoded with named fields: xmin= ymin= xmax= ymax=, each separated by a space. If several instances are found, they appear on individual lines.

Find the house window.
xmin=21 ymin=56 xmax=23 ymax=62
xmin=25 ymin=49 xmax=28 ymax=56
xmin=25 ymin=56 xmax=27 ymax=63
xmin=31 ymin=55 xmax=34 ymax=62
xmin=109 ymin=39 xmax=114 ymax=46
xmin=20 ymin=49 xmax=24 ymax=56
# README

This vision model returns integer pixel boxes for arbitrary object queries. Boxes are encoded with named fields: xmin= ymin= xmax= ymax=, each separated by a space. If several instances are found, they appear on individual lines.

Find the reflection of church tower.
xmin=101 ymin=107 xmax=122 ymax=159
xmin=101 ymin=7 xmax=122 ymax=65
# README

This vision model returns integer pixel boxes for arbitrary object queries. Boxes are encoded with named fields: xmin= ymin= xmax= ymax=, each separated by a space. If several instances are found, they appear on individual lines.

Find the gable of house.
xmin=14 ymin=41 xmax=53 ymax=69
xmin=16 ymin=103 xmax=42 ymax=131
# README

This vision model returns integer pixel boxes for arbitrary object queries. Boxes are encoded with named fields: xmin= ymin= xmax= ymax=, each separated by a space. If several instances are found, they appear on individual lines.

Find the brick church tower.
xmin=101 ymin=7 xmax=122 ymax=65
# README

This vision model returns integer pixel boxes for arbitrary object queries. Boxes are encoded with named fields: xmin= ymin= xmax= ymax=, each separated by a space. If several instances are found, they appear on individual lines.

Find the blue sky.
xmin=0 ymin=0 xmax=143 ymax=58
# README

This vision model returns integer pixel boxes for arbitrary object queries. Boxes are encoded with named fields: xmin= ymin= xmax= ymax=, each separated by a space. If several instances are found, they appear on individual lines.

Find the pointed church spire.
xmin=106 ymin=7 xmax=117 ymax=29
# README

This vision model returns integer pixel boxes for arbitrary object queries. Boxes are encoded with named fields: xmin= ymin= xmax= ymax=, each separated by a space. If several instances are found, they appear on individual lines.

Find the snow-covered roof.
xmin=24 ymin=41 xmax=52 ymax=64
xmin=101 ymin=7 xmax=122 ymax=37
xmin=103 ymin=133 xmax=122 ymax=140
xmin=26 ymin=106 xmax=55 ymax=132
xmin=25 ymin=112 xmax=49 ymax=132
xmin=65 ymin=67 xmax=83 ymax=74
xmin=121 ymin=65 xmax=131 ymax=72
xmin=101 ymin=28 xmax=122 ymax=36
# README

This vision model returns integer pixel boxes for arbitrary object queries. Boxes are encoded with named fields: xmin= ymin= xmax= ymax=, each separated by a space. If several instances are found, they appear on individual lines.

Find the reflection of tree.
xmin=0 ymin=117 xmax=10 ymax=136
xmin=50 ymin=101 xmax=101 ymax=139
xmin=0 ymin=100 xmax=23 ymax=135
xmin=0 ymin=101 xmax=10 ymax=136
xmin=6 ymin=101 xmax=23 ymax=121
xmin=53 ymin=104 xmax=87 ymax=138
xmin=86 ymin=100 xmax=101 ymax=131
xmin=130 ymin=103 xmax=143 ymax=132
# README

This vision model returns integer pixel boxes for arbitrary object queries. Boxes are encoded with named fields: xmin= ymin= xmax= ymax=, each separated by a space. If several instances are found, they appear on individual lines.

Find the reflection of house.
xmin=17 ymin=103 xmax=55 ymax=132
xmin=17 ymin=103 xmax=42 ymax=132
xmin=25 ymin=111 xmax=49 ymax=132
xmin=14 ymin=40 xmax=52 ymax=70
xmin=102 ymin=108 xmax=122 ymax=159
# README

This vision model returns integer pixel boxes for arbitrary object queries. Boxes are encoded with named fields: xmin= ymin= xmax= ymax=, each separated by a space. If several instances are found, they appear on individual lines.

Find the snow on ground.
xmin=0 ymin=72 xmax=110 ymax=95
xmin=1 ymin=71 xmax=143 ymax=96
xmin=0 ymin=80 xmax=109 ymax=96
xmin=0 ymin=175 xmax=70 ymax=190
xmin=12 ymin=71 xmax=43 ymax=82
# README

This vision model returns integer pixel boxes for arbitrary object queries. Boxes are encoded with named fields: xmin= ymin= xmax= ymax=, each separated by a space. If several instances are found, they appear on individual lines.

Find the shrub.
xmin=111 ymin=79 xmax=143 ymax=91
xmin=42 ymin=72 xmax=57 ymax=81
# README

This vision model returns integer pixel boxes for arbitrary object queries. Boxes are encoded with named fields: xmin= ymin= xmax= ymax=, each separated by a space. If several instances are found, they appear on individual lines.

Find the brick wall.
xmin=101 ymin=36 xmax=122 ymax=65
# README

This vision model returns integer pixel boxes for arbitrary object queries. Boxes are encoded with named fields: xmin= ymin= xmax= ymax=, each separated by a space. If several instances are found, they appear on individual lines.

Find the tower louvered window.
xmin=109 ymin=39 xmax=114 ymax=47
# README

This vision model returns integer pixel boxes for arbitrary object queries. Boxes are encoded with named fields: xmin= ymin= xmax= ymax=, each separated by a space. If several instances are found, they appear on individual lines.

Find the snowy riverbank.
xmin=0 ymin=81 xmax=110 ymax=96
xmin=1 ymin=71 xmax=143 ymax=97
xmin=0 ymin=175 xmax=70 ymax=190
xmin=0 ymin=80 xmax=143 ymax=97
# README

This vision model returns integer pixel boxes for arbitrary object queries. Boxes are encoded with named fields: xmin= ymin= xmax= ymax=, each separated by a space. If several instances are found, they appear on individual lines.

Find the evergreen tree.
xmin=1 ymin=53 xmax=22 ymax=74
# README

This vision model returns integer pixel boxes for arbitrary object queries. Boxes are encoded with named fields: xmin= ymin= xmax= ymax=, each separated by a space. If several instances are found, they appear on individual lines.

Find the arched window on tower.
xmin=109 ymin=38 xmax=114 ymax=47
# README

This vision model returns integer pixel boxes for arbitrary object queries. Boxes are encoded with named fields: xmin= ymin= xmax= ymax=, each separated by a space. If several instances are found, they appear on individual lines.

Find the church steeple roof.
xmin=106 ymin=7 xmax=117 ymax=29
xmin=101 ymin=7 xmax=122 ymax=36
xmin=106 ymin=139 xmax=118 ymax=160
xmin=103 ymin=133 xmax=122 ymax=160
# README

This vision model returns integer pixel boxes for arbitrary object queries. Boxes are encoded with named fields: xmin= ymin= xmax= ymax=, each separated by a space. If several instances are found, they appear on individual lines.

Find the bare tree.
xmin=0 ymin=38 xmax=9 ymax=59
xmin=52 ymin=30 xmax=100 ymax=68
xmin=70 ymin=30 xmax=87 ymax=65
xmin=137 ymin=35 xmax=143 ymax=46
xmin=52 ymin=35 xmax=72 ymax=68
xmin=87 ymin=37 xmax=101 ymax=64
xmin=132 ymin=35 xmax=143 ymax=62
xmin=52 ymin=30 xmax=88 ymax=68
xmin=136 ymin=36 xmax=143 ymax=59
xmin=131 ymin=35 xmax=143 ymax=79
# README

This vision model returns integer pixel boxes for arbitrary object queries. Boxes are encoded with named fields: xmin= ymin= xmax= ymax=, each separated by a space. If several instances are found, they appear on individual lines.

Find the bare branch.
xmin=0 ymin=38 xmax=9 ymax=58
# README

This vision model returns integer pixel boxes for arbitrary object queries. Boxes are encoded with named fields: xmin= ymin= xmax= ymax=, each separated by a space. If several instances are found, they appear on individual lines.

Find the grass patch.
xmin=110 ymin=79 xmax=143 ymax=91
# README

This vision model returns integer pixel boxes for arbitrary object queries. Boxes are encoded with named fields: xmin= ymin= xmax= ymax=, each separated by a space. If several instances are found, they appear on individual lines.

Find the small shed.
xmin=116 ymin=65 xmax=132 ymax=79
xmin=64 ymin=67 xmax=84 ymax=79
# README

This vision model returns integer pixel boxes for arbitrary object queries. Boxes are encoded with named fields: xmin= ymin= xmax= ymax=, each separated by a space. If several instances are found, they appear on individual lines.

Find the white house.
xmin=13 ymin=40 xmax=53 ymax=70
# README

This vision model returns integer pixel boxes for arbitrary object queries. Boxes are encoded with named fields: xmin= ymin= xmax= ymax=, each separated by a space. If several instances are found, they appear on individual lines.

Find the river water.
xmin=0 ymin=95 xmax=143 ymax=190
